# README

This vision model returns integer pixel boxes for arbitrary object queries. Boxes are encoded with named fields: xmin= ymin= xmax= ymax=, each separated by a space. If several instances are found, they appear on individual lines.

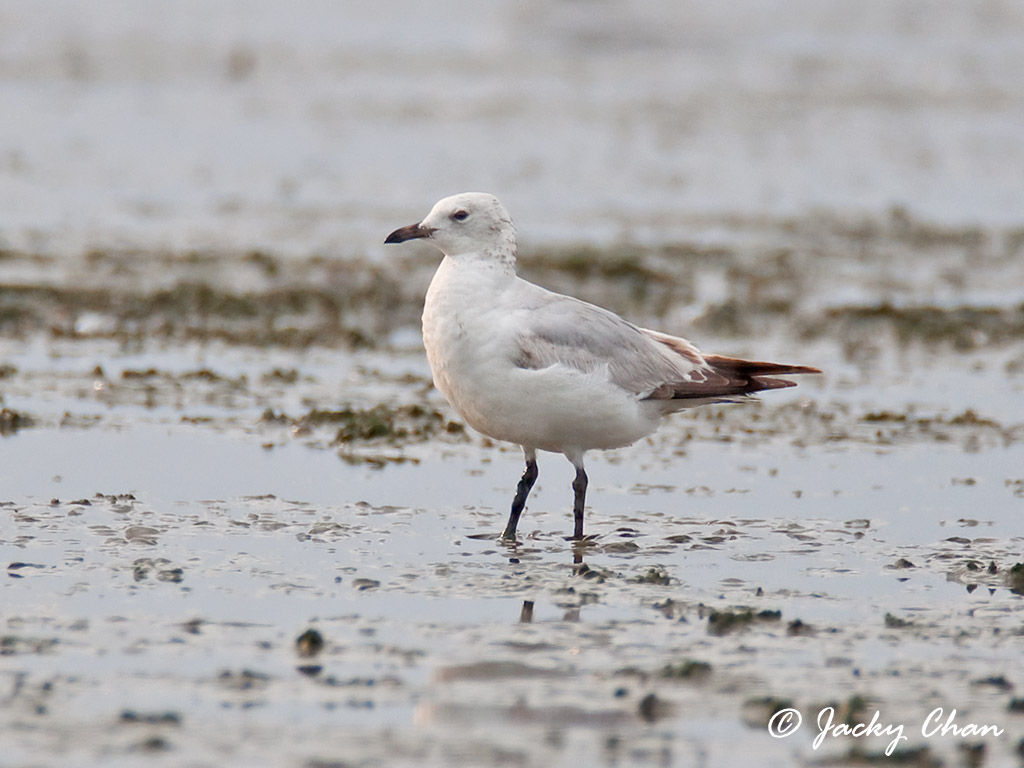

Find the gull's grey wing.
xmin=508 ymin=286 xmax=819 ymax=400
xmin=508 ymin=290 xmax=721 ymax=398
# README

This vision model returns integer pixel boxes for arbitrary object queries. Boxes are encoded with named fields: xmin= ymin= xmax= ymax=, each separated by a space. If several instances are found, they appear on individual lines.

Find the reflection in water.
xmin=519 ymin=599 xmax=534 ymax=623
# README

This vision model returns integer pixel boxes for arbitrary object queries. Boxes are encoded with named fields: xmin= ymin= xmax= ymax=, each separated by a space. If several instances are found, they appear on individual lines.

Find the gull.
xmin=386 ymin=193 xmax=820 ymax=541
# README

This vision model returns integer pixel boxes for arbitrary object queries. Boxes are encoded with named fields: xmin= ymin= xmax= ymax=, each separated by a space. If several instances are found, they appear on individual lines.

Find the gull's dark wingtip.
xmin=789 ymin=364 xmax=823 ymax=375
xmin=703 ymin=355 xmax=822 ymax=379
xmin=706 ymin=356 xmax=821 ymax=397
xmin=654 ymin=355 xmax=822 ymax=401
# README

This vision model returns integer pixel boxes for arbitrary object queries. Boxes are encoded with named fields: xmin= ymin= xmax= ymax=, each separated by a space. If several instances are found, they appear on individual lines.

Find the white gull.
xmin=386 ymin=192 xmax=820 ymax=541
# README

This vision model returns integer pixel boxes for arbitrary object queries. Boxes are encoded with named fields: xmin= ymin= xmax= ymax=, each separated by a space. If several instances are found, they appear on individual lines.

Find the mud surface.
xmin=3 ymin=3 xmax=1024 ymax=767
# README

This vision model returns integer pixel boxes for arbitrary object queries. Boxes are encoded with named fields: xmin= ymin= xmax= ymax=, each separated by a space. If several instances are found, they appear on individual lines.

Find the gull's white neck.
xmin=422 ymin=246 xmax=519 ymax=411
xmin=439 ymin=244 xmax=518 ymax=278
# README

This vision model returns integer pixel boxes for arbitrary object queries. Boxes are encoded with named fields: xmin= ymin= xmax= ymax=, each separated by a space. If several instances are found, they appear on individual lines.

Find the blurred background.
xmin=3 ymin=0 xmax=1023 ymax=258
xmin=2 ymin=4 xmax=1024 ymax=767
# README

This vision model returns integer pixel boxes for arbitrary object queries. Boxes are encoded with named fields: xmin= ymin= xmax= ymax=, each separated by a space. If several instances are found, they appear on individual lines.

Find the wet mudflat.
xmin=3 ymin=220 xmax=1023 ymax=768
xmin=4 ymin=2 xmax=1024 ymax=766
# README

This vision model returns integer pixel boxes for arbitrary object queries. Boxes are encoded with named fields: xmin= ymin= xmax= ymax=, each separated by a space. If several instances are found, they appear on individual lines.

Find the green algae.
xmin=0 ymin=407 xmax=34 ymax=436
xmin=810 ymin=304 xmax=1024 ymax=350
xmin=261 ymin=404 xmax=466 ymax=445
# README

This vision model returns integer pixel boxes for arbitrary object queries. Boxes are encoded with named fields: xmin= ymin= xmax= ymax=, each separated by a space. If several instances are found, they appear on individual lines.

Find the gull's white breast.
xmin=421 ymin=256 xmax=660 ymax=454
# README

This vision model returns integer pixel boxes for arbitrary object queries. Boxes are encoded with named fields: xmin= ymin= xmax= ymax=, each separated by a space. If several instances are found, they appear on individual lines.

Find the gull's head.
xmin=385 ymin=192 xmax=516 ymax=260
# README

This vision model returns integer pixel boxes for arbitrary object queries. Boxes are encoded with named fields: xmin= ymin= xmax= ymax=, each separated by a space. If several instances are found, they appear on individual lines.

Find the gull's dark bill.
xmin=384 ymin=222 xmax=435 ymax=244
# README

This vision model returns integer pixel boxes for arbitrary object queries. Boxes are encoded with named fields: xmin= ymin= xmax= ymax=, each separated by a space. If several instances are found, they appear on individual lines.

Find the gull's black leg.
xmin=502 ymin=450 xmax=538 ymax=540
xmin=571 ymin=464 xmax=588 ymax=540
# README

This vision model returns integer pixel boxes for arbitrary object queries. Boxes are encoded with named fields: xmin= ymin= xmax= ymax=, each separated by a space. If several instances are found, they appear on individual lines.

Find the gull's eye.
xmin=452 ymin=210 xmax=469 ymax=222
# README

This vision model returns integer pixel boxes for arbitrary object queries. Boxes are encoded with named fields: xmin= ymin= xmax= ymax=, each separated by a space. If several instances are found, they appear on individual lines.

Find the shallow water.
xmin=3 ymin=2 xmax=1024 ymax=767
xmin=3 ymin=336 xmax=1022 ymax=767
xmin=3 ymin=0 xmax=1024 ymax=259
